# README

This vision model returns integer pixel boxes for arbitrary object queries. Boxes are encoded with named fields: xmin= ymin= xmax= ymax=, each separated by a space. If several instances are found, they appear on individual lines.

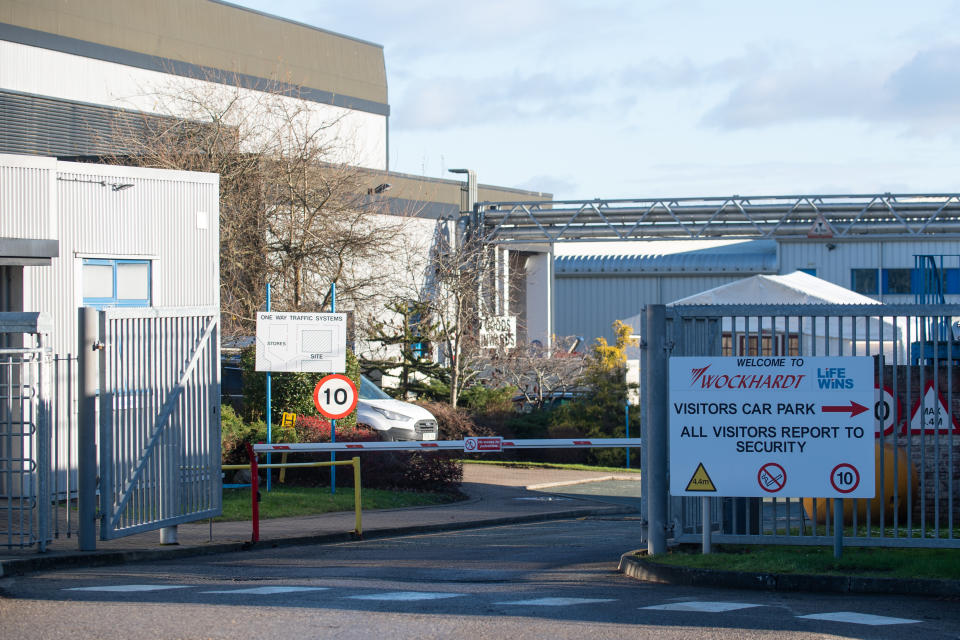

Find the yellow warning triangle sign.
xmin=685 ymin=462 xmax=717 ymax=492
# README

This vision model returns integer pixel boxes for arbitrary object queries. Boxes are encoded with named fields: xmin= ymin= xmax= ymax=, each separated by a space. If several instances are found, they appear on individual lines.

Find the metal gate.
xmin=97 ymin=307 xmax=221 ymax=540
xmin=642 ymin=303 xmax=960 ymax=550
xmin=0 ymin=313 xmax=52 ymax=550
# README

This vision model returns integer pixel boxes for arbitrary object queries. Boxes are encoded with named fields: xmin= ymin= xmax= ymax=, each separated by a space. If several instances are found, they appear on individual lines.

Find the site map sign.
xmin=669 ymin=356 xmax=875 ymax=498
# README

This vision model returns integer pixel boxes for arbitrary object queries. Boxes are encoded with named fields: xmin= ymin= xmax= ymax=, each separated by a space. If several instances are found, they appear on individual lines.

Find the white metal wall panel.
xmin=779 ymin=240 xmax=960 ymax=303
xmin=555 ymin=275 xmax=739 ymax=345
xmin=0 ymin=41 xmax=387 ymax=171
xmin=0 ymin=154 xmax=56 ymax=240
xmin=23 ymin=161 xmax=219 ymax=358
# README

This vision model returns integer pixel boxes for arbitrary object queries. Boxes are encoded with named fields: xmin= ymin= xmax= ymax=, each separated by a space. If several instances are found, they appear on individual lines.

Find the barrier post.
xmin=246 ymin=443 xmax=259 ymax=543
xmin=352 ymin=456 xmax=362 ymax=537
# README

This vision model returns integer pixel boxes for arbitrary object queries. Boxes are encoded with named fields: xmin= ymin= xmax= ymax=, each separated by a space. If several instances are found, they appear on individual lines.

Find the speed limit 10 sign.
xmin=313 ymin=374 xmax=358 ymax=420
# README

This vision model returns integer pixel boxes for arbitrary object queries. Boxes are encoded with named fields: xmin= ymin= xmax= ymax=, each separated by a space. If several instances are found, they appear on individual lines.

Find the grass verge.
xmin=218 ymin=485 xmax=463 ymax=521
xmin=644 ymin=544 xmax=960 ymax=580
xmin=461 ymin=460 xmax=641 ymax=474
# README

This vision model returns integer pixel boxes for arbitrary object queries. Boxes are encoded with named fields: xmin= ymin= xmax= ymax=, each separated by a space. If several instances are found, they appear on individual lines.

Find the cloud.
xmin=621 ymin=49 xmax=772 ymax=89
xmin=702 ymin=44 xmax=960 ymax=131
xmin=884 ymin=45 xmax=960 ymax=117
xmin=392 ymin=71 xmax=609 ymax=130
xmin=514 ymin=174 xmax=576 ymax=198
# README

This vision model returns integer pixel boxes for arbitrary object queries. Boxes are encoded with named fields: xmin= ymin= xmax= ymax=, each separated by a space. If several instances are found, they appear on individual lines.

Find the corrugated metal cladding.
xmin=24 ymin=160 xmax=219 ymax=357
xmin=554 ymin=248 xmax=777 ymax=275
xmin=0 ymin=90 xmax=160 ymax=159
xmin=779 ymin=239 xmax=960 ymax=303
xmin=2 ymin=0 xmax=389 ymax=107
xmin=0 ymin=153 xmax=56 ymax=239
xmin=557 ymin=237 xmax=960 ymax=346
xmin=555 ymin=275 xmax=744 ymax=347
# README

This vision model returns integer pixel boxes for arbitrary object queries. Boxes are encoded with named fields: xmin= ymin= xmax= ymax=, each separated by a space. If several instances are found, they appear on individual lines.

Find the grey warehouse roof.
xmin=554 ymin=240 xmax=777 ymax=276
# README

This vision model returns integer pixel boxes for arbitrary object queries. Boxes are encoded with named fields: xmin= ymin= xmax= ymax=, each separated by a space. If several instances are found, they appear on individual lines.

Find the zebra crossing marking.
xmin=201 ymin=586 xmax=329 ymax=595
xmin=642 ymin=601 xmax=763 ymax=613
xmin=65 ymin=585 xmax=188 ymax=593
xmin=798 ymin=612 xmax=920 ymax=626
xmin=496 ymin=597 xmax=616 ymax=606
xmin=347 ymin=591 xmax=464 ymax=601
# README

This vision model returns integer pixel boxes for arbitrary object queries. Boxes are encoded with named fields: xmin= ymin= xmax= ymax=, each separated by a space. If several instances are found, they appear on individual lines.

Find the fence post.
xmin=646 ymin=304 xmax=668 ymax=555
xmin=77 ymin=307 xmax=98 ymax=551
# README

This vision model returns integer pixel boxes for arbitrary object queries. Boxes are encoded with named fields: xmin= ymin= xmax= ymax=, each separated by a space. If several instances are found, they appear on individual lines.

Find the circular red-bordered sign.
xmin=312 ymin=374 xmax=358 ymax=420
xmin=830 ymin=463 xmax=860 ymax=494
xmin=757 ymin=462 xmax=786 ymax=493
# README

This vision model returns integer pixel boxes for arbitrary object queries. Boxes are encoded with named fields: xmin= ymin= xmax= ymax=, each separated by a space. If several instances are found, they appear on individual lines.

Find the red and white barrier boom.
xmin=253 ymin=437 xmax=643 ymax=454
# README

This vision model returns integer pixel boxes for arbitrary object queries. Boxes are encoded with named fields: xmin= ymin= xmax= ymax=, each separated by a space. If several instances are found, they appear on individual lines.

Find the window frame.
xmin=82 ymin=258 xmax=152 ymax=309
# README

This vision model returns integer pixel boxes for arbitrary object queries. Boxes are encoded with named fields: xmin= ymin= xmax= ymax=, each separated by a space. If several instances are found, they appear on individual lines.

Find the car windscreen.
xmin=359 ymin=375 xmax=392 ymax=400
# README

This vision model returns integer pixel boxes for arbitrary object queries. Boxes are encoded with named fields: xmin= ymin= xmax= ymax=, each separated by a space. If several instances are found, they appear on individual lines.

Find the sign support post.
xmin=701 ymin=496 xmax=712 ymax=554
xmin=330 ymin=282 xmax=337 ymax=495
xmin=646 ymin=304 xmax=668 ymax=556
xmin=266 ymin=283 xmax=272 ymax=492
xmin=834 ymin=499 xmax=843 ymax=559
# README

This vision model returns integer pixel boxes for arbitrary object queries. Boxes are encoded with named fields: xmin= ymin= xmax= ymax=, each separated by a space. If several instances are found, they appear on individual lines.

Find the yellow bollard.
xmin=352 ymin=456 xmax=363 ymax=537
xmin=278 ymin=452 xmax=289 ymax=483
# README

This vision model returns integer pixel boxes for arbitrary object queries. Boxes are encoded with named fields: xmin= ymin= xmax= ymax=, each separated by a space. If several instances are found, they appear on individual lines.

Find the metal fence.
xmin=642 ymin=303 xmax=960 ymax=549
xmin=96 ymin=307 xmax=221 ymax=540
xmin=0 ymin=316 xmax=52 ymax=550
xmin=51 ymin=353 xmax=78 ymax=541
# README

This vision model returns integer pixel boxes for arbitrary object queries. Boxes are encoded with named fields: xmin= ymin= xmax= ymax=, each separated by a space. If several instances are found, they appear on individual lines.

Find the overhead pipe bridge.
xmin=472 ymin=193 xmax=960 ymax=244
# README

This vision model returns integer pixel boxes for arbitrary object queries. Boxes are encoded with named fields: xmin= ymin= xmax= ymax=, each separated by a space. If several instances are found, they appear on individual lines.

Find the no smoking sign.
xmin=758 ymin=462 xmax=786 ymax=493
xmin=313 ymin=374 xmax=358 ymax=420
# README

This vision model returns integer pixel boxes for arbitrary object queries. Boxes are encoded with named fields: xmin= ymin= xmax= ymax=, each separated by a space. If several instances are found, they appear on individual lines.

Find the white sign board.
xmin=255 ymin=312 xmax=346 ymax=373
xmin=480 ymin=316 xmax=517 ymax=349
xmin=464 ymin=436 xmax=503 ymax=452
xmin=670 ymin=356 xmax=875 ymax=498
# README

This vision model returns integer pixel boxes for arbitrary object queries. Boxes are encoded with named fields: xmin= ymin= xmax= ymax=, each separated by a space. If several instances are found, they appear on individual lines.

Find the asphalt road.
xmin=2 ymin=516 xmax=958 ymax=640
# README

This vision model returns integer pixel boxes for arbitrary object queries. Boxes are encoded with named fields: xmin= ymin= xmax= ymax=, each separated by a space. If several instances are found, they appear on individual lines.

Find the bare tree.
xmin=421 ymin=220 xmax=495 ymax=407
xmin=487 ymin=338 xmax=587 ymax=410
xmin=107 ymin=72 xmax=409 ymax=338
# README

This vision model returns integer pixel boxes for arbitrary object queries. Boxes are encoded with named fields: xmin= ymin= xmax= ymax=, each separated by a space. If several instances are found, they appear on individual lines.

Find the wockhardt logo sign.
xmin=690 ymin=363 xmax=805 ymax=390
xmin=690 ymin=364 xmax=712 ymax=386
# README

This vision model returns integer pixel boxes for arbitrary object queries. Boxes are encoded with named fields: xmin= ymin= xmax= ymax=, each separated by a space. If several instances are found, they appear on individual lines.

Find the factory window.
xmin=722 ymin=333 xmax=799 ymax=356
xmin=798 ymin=268 xmax=816 ymax=277
xmin=82 ymin=259 xmax=151 ymax=309
xmin=850 ymin=269 xmax=878 ymax=295
xmin=882 ymin=268 xmax=914 ymax=295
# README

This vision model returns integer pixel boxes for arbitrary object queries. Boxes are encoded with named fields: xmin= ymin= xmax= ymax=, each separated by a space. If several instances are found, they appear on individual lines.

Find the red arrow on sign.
xmin=821 ymin=401 xmax=869 ymax=417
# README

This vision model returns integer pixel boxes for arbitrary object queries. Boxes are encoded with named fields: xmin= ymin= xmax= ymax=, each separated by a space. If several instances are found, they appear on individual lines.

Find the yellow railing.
xmin=222 ymin=456 xmax=362 ymax=538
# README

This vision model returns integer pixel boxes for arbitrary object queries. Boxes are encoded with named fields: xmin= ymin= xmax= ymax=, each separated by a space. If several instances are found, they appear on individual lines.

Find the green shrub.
xmin=459 ymin=385 xmax=515 ymax=413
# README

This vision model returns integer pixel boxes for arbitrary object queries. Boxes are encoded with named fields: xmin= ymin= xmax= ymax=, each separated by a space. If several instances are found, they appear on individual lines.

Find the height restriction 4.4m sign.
xmin=669 ymin=356 xmax=875 ymax=499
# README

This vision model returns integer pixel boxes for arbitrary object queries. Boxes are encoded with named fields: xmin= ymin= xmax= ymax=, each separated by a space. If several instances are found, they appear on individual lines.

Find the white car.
xmin=357 ymin=375 xmax=438 ymax=441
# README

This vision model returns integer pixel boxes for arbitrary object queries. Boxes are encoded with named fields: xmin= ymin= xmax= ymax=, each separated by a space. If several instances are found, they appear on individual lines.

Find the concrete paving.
xmin=0 ymin=464 xmax=640 ymax=577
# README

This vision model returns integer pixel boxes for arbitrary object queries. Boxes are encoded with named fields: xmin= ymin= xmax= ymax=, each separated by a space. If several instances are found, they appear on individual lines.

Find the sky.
xmin=229 ymin=0 xmax=960 ymax=201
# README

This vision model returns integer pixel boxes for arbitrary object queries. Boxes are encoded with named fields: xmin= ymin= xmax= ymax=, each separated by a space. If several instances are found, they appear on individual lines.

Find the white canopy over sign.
xmin=622 ymin=271 xmax=907 ymax=361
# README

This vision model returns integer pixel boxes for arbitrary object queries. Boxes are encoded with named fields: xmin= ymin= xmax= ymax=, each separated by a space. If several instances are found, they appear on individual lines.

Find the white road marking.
xmin=201 ymin=586 xmax=330 ymax=595
xmin=65 ymin=585 xmax=189 ymax=593
xmin=798 ymin=612 xmax=920 ymax=626
xmin=347 ymin=591 xmax=465 ymax=602
xmin=642 ymin=601 xmax=763 ymax=612
xmin=496 ymin=597 xmax=616 ymax=606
